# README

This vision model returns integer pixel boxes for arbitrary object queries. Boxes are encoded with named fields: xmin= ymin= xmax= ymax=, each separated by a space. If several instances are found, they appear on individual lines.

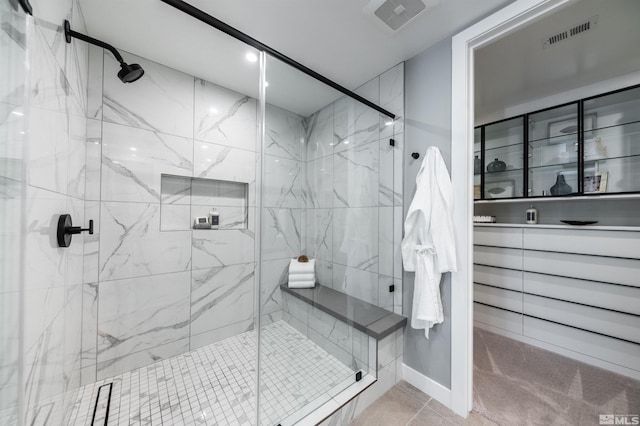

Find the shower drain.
xmin=90 ymin=382 xmax=113 ymax=426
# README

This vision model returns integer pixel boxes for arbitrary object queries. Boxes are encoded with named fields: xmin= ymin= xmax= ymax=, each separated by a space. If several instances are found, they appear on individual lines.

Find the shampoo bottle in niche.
xmin=526 ymin=205 xmax=538 ymax=224
xmin=209 ymin=208 xmax=219 ymax=229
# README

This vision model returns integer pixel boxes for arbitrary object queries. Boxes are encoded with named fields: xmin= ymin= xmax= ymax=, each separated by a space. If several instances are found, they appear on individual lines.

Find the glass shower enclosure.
xmin=1 ymin=1 xmax=27 ymax=424
xmin=0 ymin=1 xmax=399 ymax=424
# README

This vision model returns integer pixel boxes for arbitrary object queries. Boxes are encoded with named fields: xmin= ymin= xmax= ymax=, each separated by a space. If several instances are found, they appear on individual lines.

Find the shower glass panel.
xmin=0 ymin=1 xmax=27 ymax=424
xmin=259 ymin=53 xmax=396 ymax=424
xmin=1 ymin=1 xmax=399 ymax=423
xmin=62 ymin=15 xmax=264 ymax=425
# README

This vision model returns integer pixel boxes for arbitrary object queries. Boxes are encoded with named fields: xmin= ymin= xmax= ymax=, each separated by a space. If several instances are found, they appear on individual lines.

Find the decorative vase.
xmin=550 ymin=174 xmax=572 ymax=196
xmin=474 ymin=155 xmax=481 ymax=175
xmin=487 ymin=158 xmax=507 ymax=173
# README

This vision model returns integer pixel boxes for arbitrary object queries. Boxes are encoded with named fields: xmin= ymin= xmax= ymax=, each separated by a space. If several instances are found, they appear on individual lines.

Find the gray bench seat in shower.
xmin=280 ymin=284 xmax=406 ymax=340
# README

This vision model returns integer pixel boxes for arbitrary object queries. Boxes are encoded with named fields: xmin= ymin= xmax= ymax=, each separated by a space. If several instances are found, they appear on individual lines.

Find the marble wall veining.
xmin=0 ymin=0 xmax=90 ymax=424
xmin=1 ymin=1 xmax=405 ymax=422
xmin=302 ymin=63 xmax=404 ymax=315
xmin=81 ymin=49 xmax=306 ymax=383
xmin=0 ymin=4 xmax=28 ymax=424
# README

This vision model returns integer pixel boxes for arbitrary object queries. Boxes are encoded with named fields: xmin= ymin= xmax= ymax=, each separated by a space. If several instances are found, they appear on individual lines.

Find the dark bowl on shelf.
xmin=487 ymin=158 xmax=507 ymax=173
xmin=560 ymin=220 xmax=598 ymax=226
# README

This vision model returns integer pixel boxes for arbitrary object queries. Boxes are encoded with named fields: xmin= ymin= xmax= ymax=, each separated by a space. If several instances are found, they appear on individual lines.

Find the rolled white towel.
xmin=289 ymin=259 xmax=315 ymax=274
xmin=287 ymin=273 xmax=315 ymax=282
xmin=288 ymin=280 xmax=315 ymax=289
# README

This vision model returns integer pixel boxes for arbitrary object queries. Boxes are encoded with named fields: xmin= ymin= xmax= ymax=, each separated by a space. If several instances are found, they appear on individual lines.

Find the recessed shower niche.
xmin=160 ymin=174 xmax=249 ymax=231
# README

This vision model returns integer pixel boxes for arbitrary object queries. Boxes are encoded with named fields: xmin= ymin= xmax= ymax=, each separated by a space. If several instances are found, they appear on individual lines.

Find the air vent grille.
xmin=364 ymin=0 xmax=439 ymax=33
xmin=543 ymin=16 xmax=598 ymax=48
xmin=570 ymin=21 xmax=591 ymax=37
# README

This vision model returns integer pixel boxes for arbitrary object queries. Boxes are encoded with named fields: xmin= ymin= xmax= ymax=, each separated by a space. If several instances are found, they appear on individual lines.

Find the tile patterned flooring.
xmin=351 ymin=381 xmax=496 ymax=426
xmin=67 ymin=321 xmax=354 ymax=425
xmin=353 ymin=327 xmax=640 ymax=426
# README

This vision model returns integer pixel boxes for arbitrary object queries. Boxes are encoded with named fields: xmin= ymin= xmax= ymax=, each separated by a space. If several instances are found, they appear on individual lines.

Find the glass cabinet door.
xmin=527 ymin=103 xmax=579 ymax=197
xmin=483 ymin=117 xmax=524 ymax=199
xmin=583 ymin=85 xmax=640 ymax=194
xmin=474 ymin=127 xmax=481 ymax=200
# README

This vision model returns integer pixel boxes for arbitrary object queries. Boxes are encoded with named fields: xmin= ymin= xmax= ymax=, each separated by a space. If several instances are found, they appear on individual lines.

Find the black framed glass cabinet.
xmin=474 ymin=84 xmax=640 ymax=201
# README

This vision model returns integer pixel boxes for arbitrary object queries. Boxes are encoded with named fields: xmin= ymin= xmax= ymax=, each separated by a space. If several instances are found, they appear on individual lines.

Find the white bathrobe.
xmin=401 ymin=146 xmax=457 ymax=338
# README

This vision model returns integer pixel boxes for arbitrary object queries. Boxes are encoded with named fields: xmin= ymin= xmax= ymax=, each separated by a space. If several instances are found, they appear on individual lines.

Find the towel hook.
xmin=411 ymin=152 xmax=420 ymax=159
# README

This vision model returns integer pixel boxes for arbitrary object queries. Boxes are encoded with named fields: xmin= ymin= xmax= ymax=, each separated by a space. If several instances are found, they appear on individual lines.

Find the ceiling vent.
xmin=543 ymin=16 xmax=598 ymax=48
xmin=364 ymin=0 xmax=440 ymax=33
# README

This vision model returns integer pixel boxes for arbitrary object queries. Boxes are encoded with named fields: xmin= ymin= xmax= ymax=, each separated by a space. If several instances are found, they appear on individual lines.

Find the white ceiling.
xmin=475 ymin=0 xmax=640 ymax=122
xmin=79 ymin=0 xmax=513 ymax=116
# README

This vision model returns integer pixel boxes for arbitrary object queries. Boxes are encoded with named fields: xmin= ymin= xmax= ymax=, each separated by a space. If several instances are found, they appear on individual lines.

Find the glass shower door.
xmin=257 ymin=53 xmax=400 ymax=424
xmin=0 ymin=1 xmax=28 ymax=424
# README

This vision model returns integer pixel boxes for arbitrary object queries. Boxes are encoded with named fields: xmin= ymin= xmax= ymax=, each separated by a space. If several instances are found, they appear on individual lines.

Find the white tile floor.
xmin=67 ymin=321 xmax=355 ymax=425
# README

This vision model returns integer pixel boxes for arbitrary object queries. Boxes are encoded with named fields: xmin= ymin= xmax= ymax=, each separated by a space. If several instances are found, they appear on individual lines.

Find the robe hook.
xmin=411 ymin=152 xmax=420 ymax=159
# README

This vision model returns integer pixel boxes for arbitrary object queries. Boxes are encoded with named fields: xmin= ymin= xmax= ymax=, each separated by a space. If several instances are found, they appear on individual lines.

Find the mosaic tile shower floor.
xmin=67 ymin=321 xmax=354 ymax=425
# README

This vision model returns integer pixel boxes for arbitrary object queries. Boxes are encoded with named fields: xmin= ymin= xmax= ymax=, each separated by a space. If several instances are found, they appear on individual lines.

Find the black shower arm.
xmin=63 ymin=20 xmax=125 ymax=64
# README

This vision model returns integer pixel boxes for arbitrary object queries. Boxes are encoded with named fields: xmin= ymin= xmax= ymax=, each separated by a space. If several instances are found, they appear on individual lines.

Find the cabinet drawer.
xmin=474 ymin=264 xmax=523 ymax=292
xmin=523 ymin=294 xmax=640 ymax=344
xmin=524 ymin=228 xmax=640 ymax=259
xmin=474 ymin=227 xmax=523 ymax=248
xmin=523 ymin=250 xmax=640 ymax=287
xmin=523 ymin=316 xmax=640 ymax=372
xmin=524 ymin=272 xmax=640 ymax=316
xmin=474 ymin=302 xmax=522 ymax=334
xmin=474 ymin=246 xmax=522 ymax=270
xmin=474 ymin=284 xmax=522 ymax=312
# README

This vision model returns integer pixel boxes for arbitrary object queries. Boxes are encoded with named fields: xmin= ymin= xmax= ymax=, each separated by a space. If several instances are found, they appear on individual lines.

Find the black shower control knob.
xmin=411 ymin=152 xmax=420 ymax=159
xmin=57 ymin=214 xmax=94 ymax=248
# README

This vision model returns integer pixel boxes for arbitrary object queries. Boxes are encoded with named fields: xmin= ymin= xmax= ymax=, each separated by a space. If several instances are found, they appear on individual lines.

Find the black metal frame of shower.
xmin=159 ymin=0 xmax=397 ymax=120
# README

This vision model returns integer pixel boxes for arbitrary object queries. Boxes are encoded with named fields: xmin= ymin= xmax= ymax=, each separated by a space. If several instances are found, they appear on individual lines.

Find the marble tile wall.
xmin=280 ymin=292 xmax=371 ymax=375
xmin=0 ymin=4 xmax=27 ymax=424
xmin=259 ymin=104 xmax=306 ymax=324
xmin=82 ymin=48 xmax=306 ymax=383
xmin=318 ymin=331 xmax=404 ymax=426
xmin=0 ymin=0 xmax=91 ymax=424
xmin=303 ymin=63 xmax=404 ymax=314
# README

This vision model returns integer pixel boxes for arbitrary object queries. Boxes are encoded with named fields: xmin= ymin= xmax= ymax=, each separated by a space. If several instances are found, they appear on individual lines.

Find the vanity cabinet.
xmin=475 ymin=84 xmax=640 ymax=200
xmin=473 ymin=224 xmax=640 ymax=379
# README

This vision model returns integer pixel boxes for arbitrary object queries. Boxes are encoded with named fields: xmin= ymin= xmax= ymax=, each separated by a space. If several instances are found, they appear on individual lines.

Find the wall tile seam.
xmin=190 ymin=262 xmax=256 ymax=271
xmin=32 ymin=24 xmax=88 ymax=116
xmin=329 ymin=260 xmax=380 ymax=271
xmin=27 ymin=101 xmax=88 ymax=121
xmin=263 ymin=147 xmax=306 ymax=161
xmin=25 ymin=183 xmax=87 ymax=201
xmin=0 ymin=99 xmax=28 ymax=110
xmin=317 ymin=206 xmax=388 ymax=210
xmin=99 ymin=119 xmax=195 ymax=144
xmin=95 ymin=270 xmax=192 ymax=284
xmin=189 ymin=319 xmax=256 ymax=338
xmin=21 ymin=282 xmax=84 ymax=293
xmin=95 ymin=337 xmax=190 ymax=365
xmin=97 ymin=265 xmax=257 ymax=284
xmin=305 ymin=135 xmax=402 ymax=163
xmin=195 ymin=137 xmax=260 ymax=154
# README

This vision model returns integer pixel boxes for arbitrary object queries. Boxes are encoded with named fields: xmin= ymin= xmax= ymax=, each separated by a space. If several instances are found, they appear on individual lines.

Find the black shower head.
xmin=118 ymin=62 xmax=145 ymax=83
xmin=64 ymin=20 xmax=145 ymax=84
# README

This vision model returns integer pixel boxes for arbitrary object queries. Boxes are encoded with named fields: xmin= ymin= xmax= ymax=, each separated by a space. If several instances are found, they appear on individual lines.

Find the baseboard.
xmin=401 ymin=364 xmax=451 ymax=408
